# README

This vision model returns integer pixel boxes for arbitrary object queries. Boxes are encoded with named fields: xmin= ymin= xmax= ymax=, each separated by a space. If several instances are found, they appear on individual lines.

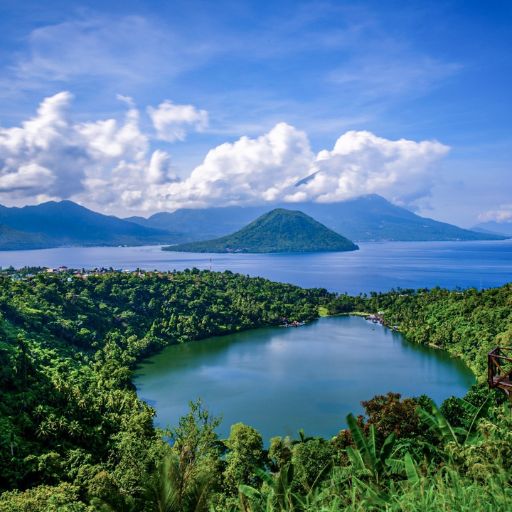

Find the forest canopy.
xmin=0 ymin=268 xmax=511 ymax=511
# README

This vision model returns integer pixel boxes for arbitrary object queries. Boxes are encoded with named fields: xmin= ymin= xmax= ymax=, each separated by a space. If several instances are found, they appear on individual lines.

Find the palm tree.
xmin=91 ymin=453 xmax=211 ymax=512
xmin=144 ymin=453 xmax=181 ymax=512
xmin=144 ymin=451 xmax=212 ymax=512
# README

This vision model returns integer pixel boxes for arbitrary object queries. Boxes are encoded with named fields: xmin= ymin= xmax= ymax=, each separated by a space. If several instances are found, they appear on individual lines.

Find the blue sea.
xmin=1 ymin=239 xmax=511 ymax=294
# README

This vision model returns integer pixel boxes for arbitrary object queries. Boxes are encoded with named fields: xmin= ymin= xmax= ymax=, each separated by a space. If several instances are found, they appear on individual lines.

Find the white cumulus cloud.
xmin=0 ymin=91 xmax=450 ymax=215
xmin=293 ymin=130 xmax=450 ymax=204
xmin=0 ymin=91 xmax=86 ymax=199
xmin=162 ymin=122 xmax=314 ymax=207
xmin=148 ymin=100 xmax=208 ymax=142
xmin=0 ymin=92 xmax=181 ymax=210
xmin=163 ymin=127 xmax=449 ymax=209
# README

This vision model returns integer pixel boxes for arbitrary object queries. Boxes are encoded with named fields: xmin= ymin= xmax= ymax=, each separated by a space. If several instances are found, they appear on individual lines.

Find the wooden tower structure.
xmin=488 ymin=347 xmax=512 ymax=397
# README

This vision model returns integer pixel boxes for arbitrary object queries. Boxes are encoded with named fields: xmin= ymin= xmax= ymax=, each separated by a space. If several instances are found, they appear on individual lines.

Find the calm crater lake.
xmin=134 ymin=315 xmax=475 ymax=441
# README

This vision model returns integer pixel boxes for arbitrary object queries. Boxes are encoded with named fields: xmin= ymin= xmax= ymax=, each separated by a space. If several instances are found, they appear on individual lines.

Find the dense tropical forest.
xmin=0 ymin=268 xmax=511 ymax=510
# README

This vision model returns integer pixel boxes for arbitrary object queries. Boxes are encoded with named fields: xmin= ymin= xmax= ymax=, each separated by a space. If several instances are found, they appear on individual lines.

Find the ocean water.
xmin=1 ymin=239 xmax=511 ymax=294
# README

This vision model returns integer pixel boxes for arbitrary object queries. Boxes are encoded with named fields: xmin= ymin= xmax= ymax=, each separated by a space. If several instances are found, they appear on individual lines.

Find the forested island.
xmin=133 ymin=194 xmax=507 ymax=244
xmin=164 ymin=208 xmax=359 ymax=253
xmin=0 ymin=268 xmax=511 ymax=511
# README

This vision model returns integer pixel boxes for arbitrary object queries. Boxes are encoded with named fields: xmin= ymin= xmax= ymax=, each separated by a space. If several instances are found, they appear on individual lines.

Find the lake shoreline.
xmin=134 ymin=315 xmax=475 ymax=440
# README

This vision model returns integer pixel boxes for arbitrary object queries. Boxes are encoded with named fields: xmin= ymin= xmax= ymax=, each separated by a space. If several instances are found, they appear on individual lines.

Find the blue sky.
xmin=0 ymin=0 xmax=510 ymax=226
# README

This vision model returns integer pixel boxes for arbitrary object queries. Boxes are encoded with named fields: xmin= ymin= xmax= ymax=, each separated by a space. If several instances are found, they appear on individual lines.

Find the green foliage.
xmin=290 ymin=438 xmax=334 ymax=492
xmin=1 ymin=269 xmax=512 ymax=510
xmin=224 ymin=423 xmax=265 ymax=494
xmin=167 ymin=400 xmax=222 ymax=508
xmin=0 ymin=483 xmax=89 ymax=512
xmin=0 ymin=269 xmax=327 ymax=508
xmin=165 ymin=208 xmax=358 ymax=253
xmin=360 ymin=285 xmax=512 ymax=377
xmin=345 ymin=414 xmax=397 ymax=485
xmin=141 ymin=450 xmax=211 ymax=512
xmin=268 ymin=437 xmax=293 ymax=472
xmin=361 ymin=392 xmax=420 ymax=441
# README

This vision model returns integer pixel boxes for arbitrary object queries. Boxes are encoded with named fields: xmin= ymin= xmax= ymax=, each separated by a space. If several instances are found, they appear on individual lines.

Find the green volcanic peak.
xmin=164 ymin=208 xmax=359 ymax=253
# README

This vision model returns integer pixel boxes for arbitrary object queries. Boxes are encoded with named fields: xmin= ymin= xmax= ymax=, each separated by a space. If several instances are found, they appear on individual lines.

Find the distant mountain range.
xmin=130 ymin=194 xmax=505 ymax=243
xmin=472 ymin=221 xmax=512 ymax=237
xmin=0 ymin=195 xmax=506 ymax=251
xmin=0 ymin=201 xmax=183 ymax=250
xmin=165 ymin=208 xmax=359 ymax=253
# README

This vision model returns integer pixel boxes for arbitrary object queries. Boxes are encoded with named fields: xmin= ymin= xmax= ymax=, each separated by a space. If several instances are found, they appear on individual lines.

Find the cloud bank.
xmin=0 ymin=92 xmax=450 ymax=214
xmin=478 ymin=206 xmax=512 ymax=223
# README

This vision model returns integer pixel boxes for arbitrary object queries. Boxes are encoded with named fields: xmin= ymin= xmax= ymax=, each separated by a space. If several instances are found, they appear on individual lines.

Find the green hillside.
xmin=0 ymin=200 xmax=183 ymax=249
xmin=164 ymin=208 xmax=359 ymax=253
xmin=0 ymin=270 xmax=510 ymax=510
xmin=0 ymin=224 xmax=52 ymax=250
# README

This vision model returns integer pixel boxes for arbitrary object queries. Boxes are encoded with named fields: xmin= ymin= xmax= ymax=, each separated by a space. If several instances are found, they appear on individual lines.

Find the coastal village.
xmin=365 ymin=312 xmax=399 ymax=331
xmin=0 ymin=266 xmax=172 ymax=282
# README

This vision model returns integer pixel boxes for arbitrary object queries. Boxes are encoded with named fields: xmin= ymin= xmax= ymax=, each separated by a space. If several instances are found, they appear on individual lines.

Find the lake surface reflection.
xmin=134 ymin=316 xmax=475 ymax=440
